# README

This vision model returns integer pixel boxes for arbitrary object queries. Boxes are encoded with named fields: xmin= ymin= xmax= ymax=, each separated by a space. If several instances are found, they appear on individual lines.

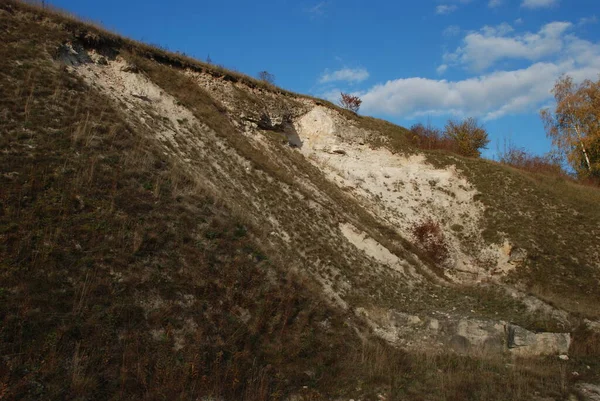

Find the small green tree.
xmin=444 ymin=117 xmax=490 ymax=157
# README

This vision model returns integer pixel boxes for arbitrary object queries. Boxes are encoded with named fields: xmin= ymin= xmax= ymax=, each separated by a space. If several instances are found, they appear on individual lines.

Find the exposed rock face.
xmin=293 ymin=105 xmax=517 ymax=284
xmin=575 ymin=383 xmax=600 ymax=401
xmin=451 ymin=321 xmax=570 ymax=356
xmin=63 ymin=39 xmax=576 ymax=361
xmin=450 ymin=319 xmax=506 ymax=353
xmin=358 ymin=307 xmax=571 ymax=356
xmin=508 ymin=325 xmax=571 ymax=356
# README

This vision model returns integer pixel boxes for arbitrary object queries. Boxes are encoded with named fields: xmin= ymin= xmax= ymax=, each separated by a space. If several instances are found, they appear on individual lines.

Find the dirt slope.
xmin=1 ymin=2 xmax=600 ymax=400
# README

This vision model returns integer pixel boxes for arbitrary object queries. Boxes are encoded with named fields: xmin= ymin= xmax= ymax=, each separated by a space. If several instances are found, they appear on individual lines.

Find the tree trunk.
xmin=574 ymin=124 xmax=592 ymax=173
xmin=566 ymin=101 xmax=592 ymax=173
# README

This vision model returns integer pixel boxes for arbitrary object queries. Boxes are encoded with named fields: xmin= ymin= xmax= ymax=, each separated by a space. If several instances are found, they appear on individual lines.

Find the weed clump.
xmin=497 ymin=140 xmax=566 ymax=177
xmin=411 ymin=218 xmax=449 ymax=264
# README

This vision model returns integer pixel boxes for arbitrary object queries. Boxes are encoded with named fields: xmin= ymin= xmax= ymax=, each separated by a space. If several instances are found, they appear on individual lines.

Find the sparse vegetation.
xmin=409 ymin=122 xmax=457 ymax=153
xmin=339 ymin=92 xmax=362 ymax=113
xmin=411 ymin=218 xmax=449 ymax=264
xmin=406 ymin=119 xmax=490 ymax=159
xmin=497 ymin=139 xmax=566 ymax=177
xmin=1 ymin=1 xmax=600 ymax=400
xmin=444 ymin=117 xmax=490 ymax=157
xmin=257 ymin=70 xmax=275 ymax=85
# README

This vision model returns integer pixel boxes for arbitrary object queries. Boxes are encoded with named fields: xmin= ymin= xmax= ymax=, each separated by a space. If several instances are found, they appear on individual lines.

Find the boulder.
xmin=574 ymin=383 xmax=600 ymax=401
xmin=450 ymin=319 xmax=506 ymax=353
xmin=507 ymin=325 xmax=571 ymax=356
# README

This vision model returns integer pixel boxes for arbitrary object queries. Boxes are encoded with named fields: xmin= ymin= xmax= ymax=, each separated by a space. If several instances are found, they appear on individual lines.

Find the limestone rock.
xmin=575 ymin=383 xmax=600 ymax=401
xmin=508 ymin=325 xmax=571 ymax=356
xmin=121 ymin=62 xmax=140 ymax=73
xmin=508 ymin=246 xmax=527 ymax=264
xmin=450 ymin=319 xmax=506 ymax=353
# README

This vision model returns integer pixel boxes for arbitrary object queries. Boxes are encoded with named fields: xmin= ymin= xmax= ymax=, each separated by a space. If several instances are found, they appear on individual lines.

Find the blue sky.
xmin=49 ymin=0 xmax=599 ymax=159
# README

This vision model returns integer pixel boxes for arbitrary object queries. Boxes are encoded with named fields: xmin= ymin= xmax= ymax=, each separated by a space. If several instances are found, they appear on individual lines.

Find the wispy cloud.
xmin=443 ymin=25 xmax=461 ymax=37
xmin=579 ymin=16 xmax=598 ymax=26
xmin=521 ymin=0 xmax=559 ymax=9
xmin=436 ymin=64 xmax=448 ymax=75
xmin=319 ymin=67 xmax=370 ymax=84
xmin=436 ymin=4 xmax=458 ymax=14
xmin=436 ymin=0 xmax=473 ymax=15
xmin=488 ymin=0 xmax=503 ymax=8
xmin=306 ymin=1 xmax=327 ymax=18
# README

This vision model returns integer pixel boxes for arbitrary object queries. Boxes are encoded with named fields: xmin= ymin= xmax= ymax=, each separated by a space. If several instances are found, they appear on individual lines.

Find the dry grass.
xmin=497 ymin=139 xmax=568 ymax=178
xmin=424 ymin=152 xmax=600 ymax=319
xmin=335 ymin=341 xmax=573 ymax=401
xmin=4 ymin=0 xmax=324 ymax=104
xmin=0 ymin=7 xmax=359 ymax=399
xmin=1 ymin=2 xmax=599 ymax=400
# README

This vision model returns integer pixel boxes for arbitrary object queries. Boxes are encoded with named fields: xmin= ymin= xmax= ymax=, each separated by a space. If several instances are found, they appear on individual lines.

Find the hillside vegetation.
xmin=1 ymin=1 xmax=600 ymax=400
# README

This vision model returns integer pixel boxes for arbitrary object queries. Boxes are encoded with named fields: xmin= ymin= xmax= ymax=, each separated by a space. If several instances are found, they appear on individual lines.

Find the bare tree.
xmin=339 ymin=92 xmax=362 ymax=113
xmin=257 ymin=71 xmax=275 ymax=85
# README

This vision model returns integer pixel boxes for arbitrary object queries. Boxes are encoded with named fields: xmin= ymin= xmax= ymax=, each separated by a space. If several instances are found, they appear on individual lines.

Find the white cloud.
xmin=436 ymin=5 xmax=458 ymax=14
xmin=359 ymin=30 xmax=600 ymax=121
xmin=515 ymin=18 xmax=524 ymax=25
xmin=436 ymin=64 xmax=449 ymax=75
xmin=488 ymin=0 xmax=503 ymax=8
xmin=444 ymin=21 xmax=572 ymax=71
xmin=319 ymin=67 xmax=370 ymax=84
xmin=579 ymin=16 xmax=598 ymax=26
xmin=443 ymin=25 xmax=461 ymax=37
xmin=521 ymin=0 xmax=559 ymax=9
xmin=481 ymin=22 xmax=514 ymax=36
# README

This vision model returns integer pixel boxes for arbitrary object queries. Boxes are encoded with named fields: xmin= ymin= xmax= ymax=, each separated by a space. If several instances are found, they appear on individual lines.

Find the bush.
xmin=339 ymin=92 xmax=362 ymax=113
xmin=257 ymin=70 xmax=275 ymax=85
xmin=409 ymin=123 xmax=457 ymax=152
xmin=444 ymin=117 xmax=490 ymax=157
xmin=411 ymin=218 xmax=449 ymax=264
xmin=497 ymin=140 xmax=565 ymax=176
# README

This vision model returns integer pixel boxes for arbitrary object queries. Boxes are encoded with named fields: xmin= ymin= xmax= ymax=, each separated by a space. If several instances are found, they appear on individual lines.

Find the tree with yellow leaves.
xmin=541 ymin=75 xmax=600 ymax=179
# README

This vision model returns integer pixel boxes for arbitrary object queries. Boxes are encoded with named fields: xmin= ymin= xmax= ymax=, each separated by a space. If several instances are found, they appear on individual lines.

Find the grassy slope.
xmin=423 ymin=153 xmax=600 ymax=319
xmin=0 ymin=2 xmax=599 ymax=400
xmin=125 ymin=53 xmax=550 ymax=333
xmin=0 ymin=6 xmax=360 ymax=399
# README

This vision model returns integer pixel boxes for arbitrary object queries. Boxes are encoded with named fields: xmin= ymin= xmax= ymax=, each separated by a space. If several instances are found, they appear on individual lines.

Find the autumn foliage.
xmin=541 ymin=75 xmax=600 ymax=180
xmin=497 ymin=140 xmax=565 ymax=177
xmin=412 ymin=218 xmax=449 ymax=264
xmin=339 ymin=92 xmax=362 ymax=113
xmin=444 ymin=117 xmax=490 ymax=157
xmin=409 ymin=123 xmax=457 ymax=153
xmin=408 ymin=118 xmax=489 ymax=158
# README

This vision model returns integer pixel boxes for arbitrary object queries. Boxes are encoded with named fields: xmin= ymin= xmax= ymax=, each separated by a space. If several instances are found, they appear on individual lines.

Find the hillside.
xmin=1 ymin=1 xmax=600 ymax=400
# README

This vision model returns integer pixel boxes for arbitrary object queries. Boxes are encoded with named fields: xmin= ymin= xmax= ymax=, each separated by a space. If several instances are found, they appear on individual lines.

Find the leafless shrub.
xmin=497 ymin=139 xmax=566 ymax=177
xmin=339 ymin=92 xmax=362 ymax=113
xmin=257 ymin=70 xmax=275 ymax=85
xmin=412 ymin=218 xmax=449 ymax=264
xmin=409 ymin=122 xmax=457 ymax=152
